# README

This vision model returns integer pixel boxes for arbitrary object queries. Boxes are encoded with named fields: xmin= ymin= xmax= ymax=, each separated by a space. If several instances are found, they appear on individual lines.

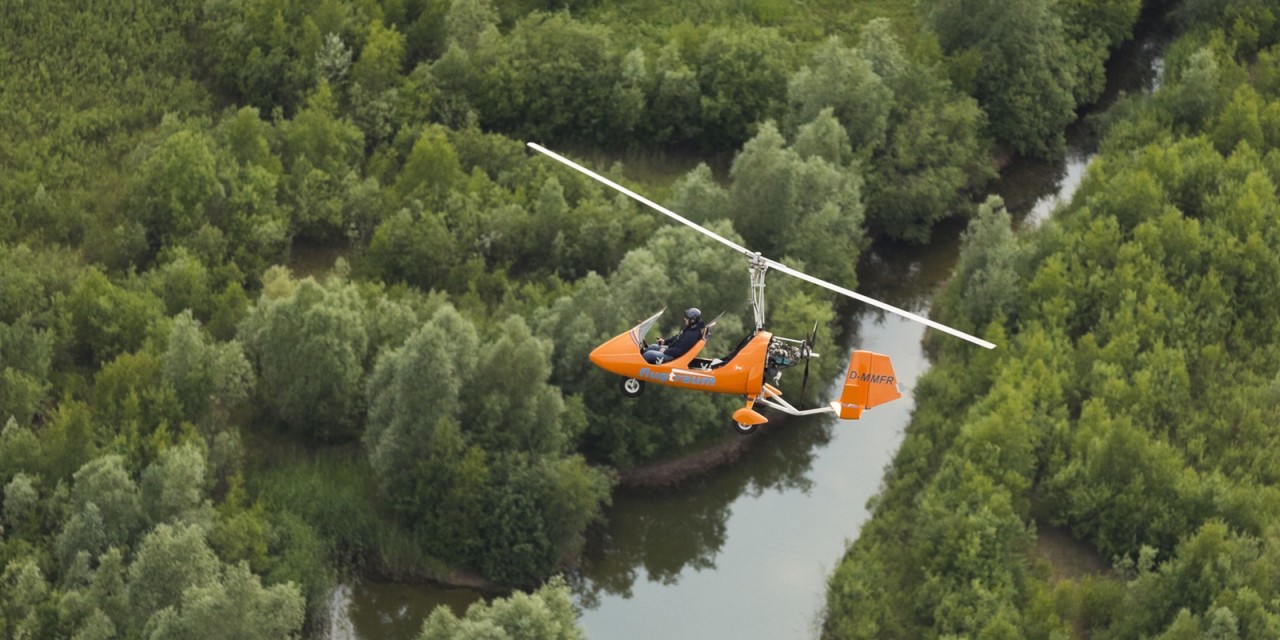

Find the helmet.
xmin=684 ymin=307 xmax=702 ymax=322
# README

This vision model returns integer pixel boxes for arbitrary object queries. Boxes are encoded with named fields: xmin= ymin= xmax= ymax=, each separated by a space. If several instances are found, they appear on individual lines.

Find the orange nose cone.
xmin=589 ymin=332 xmax=641 ymax=376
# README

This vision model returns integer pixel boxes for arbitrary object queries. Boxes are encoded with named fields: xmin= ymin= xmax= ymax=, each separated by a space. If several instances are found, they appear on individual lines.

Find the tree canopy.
xmin=824 ymin=13 xmax=1280 ymax=638
xmin=0 ymin=0 xmax=1172 ymax=637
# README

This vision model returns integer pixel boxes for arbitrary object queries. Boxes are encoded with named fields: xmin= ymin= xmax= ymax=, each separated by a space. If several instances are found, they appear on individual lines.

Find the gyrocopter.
xmin=528 ymin=143 xmax=996 ymax=434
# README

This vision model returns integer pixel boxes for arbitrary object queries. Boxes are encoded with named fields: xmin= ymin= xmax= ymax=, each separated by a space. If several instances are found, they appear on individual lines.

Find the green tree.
xmin=1057 ymin=0 xmax=1142 ymax=104
xmin=478 ymin=456 xmax=609 ymax=585
xmin=145 ymin=562 xmax=305 ymax=640
xmin=941 ymin=196 xmax=1022 ymax=333
xmin=728 ymin=122 xmax=865 ymax=285
xmin=365 ymin=304 xmax=478 ymax=498
xmin=141 ymin=443 xmax=212 ymax=528
xmin=669 ymin=163 xmax=730 ymax=223
xmin=641 ymin=42 xmax=702 ymax=145
xmin=696 ymin=25 xmax=793 ymax=149
xmin=162 ymin=311 xmax=254 ymax=429
xmin=86 ymin=547 xmax=129 ymax=634
xmin=280 ymin=82 xmax=365 ymax=238
xmin=394 ymin=125 xmax=464 ymax=206
xmin=1 ymin=557 xmax=53 ymax=640
xmin=70 ymin=455 xmax=142 ymax=549
xmin=446 ymin=0 xmax=499 ymax=51
xmin=792 ymin=108 xmax=854 ymax=167
xmin=406 ymin=418 xmax=491 ymax=562
xmin=0 ymin=316 xmax=54 ymax=426
xmin=727 ymin=122 xmax=796 ymax=254
xmin=366 ymin=305 xmax=609 ymax=582
xmin=1164 ymin=48 xmax=1224 ymax=132
xmin=350 ymin=20 xmax=405 ymax=94
xmin=350 ymin=20 xmax=407 ymax=146
xmin=124 ymin=128 xmax=226 ymax=253
xmin=240 ymin=275 xmax=368 ymax=441
xmin=433 ymin=12 xmax=627 ymax=144
xmin=54 ymin=502 xmax=108 ymax=572
xmin=126 ymin=523 xmax=221 ymax=632
xmin=1212 ymin=85 xmax=1265 ymax=154
xmin=3 ymin=472 xmax=40 ymax=536
xmin=787 ymin=37 xmax=891 ymax=157
xmin=923 ymin=0 xmax=1077 ymax=156
xmin=868 ymin=93 xmax=992 ymax=242
xmin=146 ymin=249 xmax=213 ymax=318
xmin=418 ymin=575 xmax=583 ymax=640
xmin=460 ymin=316 xmax=570 ymax=454
xmin=66 ymin=268 xmax=164 ymax=366
xmin=201 ymin=0 xmax=327 ymax=112
xmin=1 ymin=417 xmax=44 ymax=481
xmin=850 ymin=18 xmax=994 ymax=242
xmin=364 ymin=206 xmax=458 ymax=291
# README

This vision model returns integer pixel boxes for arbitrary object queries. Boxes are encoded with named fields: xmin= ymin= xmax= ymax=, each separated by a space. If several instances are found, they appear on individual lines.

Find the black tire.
xmin=734 ymin=421 xmax=759 ymax=435
xmin=620 ymin=377 xmax=644 ymax=398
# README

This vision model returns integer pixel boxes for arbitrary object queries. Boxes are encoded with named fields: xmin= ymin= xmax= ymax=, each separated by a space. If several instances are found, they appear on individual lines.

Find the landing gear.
xmin=733 ymin=420 xmax=759 ymax=435
xmin=620 ymin=377 xmax=645 ymax=397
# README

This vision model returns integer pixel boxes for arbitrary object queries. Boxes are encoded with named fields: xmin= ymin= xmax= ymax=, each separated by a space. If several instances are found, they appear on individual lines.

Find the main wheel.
xmin=620 ymin=377 xmax=645 ymax=397
xmin=734 ymin=420 xmax=759 ymax=435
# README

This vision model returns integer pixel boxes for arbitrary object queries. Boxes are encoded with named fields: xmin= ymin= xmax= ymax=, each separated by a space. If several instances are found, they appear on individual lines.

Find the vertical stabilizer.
xmin=836 ymin=351 xmax=901 ymax=419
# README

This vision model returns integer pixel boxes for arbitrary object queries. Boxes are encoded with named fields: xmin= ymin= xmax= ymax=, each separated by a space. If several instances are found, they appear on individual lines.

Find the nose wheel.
xmin=620 ymin=377 xmax=645 ymax=397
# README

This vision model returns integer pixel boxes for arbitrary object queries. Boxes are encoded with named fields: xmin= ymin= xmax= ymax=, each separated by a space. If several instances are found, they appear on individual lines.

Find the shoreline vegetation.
xmin=823 ymin=2 xmax=1280 ymax=637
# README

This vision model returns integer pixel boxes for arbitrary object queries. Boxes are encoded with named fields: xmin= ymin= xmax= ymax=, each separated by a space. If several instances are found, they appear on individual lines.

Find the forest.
xmin=1 ymin=0 xmax=1275 ymax=638
xmin=823 ymin=1 xmax=1280 ymax=638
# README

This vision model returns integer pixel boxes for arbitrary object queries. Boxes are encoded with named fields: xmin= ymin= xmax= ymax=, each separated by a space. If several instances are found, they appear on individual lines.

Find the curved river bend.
xmin=329 ymin=18 xmax=1168 ymax=640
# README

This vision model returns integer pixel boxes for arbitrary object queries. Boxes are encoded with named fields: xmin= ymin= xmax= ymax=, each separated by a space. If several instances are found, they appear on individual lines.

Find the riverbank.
xmin=615 ymin=424 xmax=773 ymax=489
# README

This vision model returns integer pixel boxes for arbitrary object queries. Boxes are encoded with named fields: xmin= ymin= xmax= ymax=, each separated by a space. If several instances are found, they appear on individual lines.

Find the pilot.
xmin=643 ymin=308 xmax=705 ymax=364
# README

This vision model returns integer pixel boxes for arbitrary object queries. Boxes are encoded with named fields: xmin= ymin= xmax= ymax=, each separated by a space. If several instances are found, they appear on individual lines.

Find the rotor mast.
xmin=749 ymin=253 xmax=768 ymax=330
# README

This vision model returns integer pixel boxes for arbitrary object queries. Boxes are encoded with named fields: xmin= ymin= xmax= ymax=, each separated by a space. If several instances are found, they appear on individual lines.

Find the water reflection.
xmin=336 ymin=580 xmax=486 ymax=640
xmin=574 ymin=419 xmax=833 ymax=606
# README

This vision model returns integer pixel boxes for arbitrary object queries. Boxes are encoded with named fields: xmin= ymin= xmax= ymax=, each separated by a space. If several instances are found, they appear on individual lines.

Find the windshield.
xmin=627 ymin=309 xmax=665 ymax=347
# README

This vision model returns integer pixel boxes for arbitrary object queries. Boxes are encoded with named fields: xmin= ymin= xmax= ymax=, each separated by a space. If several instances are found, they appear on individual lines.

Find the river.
xmin=328 ymin=14 xmax=1168 ymax=640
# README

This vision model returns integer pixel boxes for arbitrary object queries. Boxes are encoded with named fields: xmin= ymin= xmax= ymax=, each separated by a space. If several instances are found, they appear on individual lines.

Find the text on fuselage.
xmin=639 ymin=367 xmax=715 ymax=386
xmin=849 ymin=372 xmax=896 ymax=385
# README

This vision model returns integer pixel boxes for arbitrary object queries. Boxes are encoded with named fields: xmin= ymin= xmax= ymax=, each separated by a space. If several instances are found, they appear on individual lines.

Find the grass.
xmin=248 ymin=441 xmax=451 ymax=581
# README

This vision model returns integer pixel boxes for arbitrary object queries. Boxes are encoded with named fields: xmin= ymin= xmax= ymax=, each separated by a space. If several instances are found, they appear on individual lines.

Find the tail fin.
xmin=836 ymin=351 xmax=901 ymax=420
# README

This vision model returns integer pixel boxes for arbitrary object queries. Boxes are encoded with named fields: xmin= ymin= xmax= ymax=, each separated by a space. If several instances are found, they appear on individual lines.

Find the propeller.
xmin=800 ymin=321 xmax=818 ymax=401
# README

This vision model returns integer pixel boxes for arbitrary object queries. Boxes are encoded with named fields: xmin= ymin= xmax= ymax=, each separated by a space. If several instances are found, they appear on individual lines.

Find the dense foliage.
xmin=2 ymin=0 xmax=1166 ymax=637
xmin=824 ymin=4 xmax=1280 ymax=638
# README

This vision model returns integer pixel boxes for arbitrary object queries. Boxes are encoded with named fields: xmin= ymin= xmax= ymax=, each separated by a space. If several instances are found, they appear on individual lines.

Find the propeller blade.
xmin=800 ymin=321 xmax=817 ymax=400
xmin=800 ymin=357 xmax=811 ymax=401
xmin=527 ymin=142 xmax=997 ymax=350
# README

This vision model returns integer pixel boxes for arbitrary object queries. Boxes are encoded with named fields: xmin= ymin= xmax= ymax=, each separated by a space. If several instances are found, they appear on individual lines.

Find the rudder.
xmin=836 ymin=351 xmax=901 ymax=419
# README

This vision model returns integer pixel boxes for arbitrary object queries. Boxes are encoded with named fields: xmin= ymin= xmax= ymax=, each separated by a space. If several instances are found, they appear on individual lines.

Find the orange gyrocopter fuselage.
xmin=590 ymin=310 xmax=903 ymax=431
xmin=588 ymin=314 xmax=768 ymax=397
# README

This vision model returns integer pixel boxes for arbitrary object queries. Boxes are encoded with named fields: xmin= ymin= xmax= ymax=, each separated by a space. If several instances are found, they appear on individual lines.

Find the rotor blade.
xmin=765 ymin=259 xmax=997 ymax=350
xmin=527 ymin=143 xmax=756 ymax=259
xmin=528 ymin=142 xmax=997 ymax=350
